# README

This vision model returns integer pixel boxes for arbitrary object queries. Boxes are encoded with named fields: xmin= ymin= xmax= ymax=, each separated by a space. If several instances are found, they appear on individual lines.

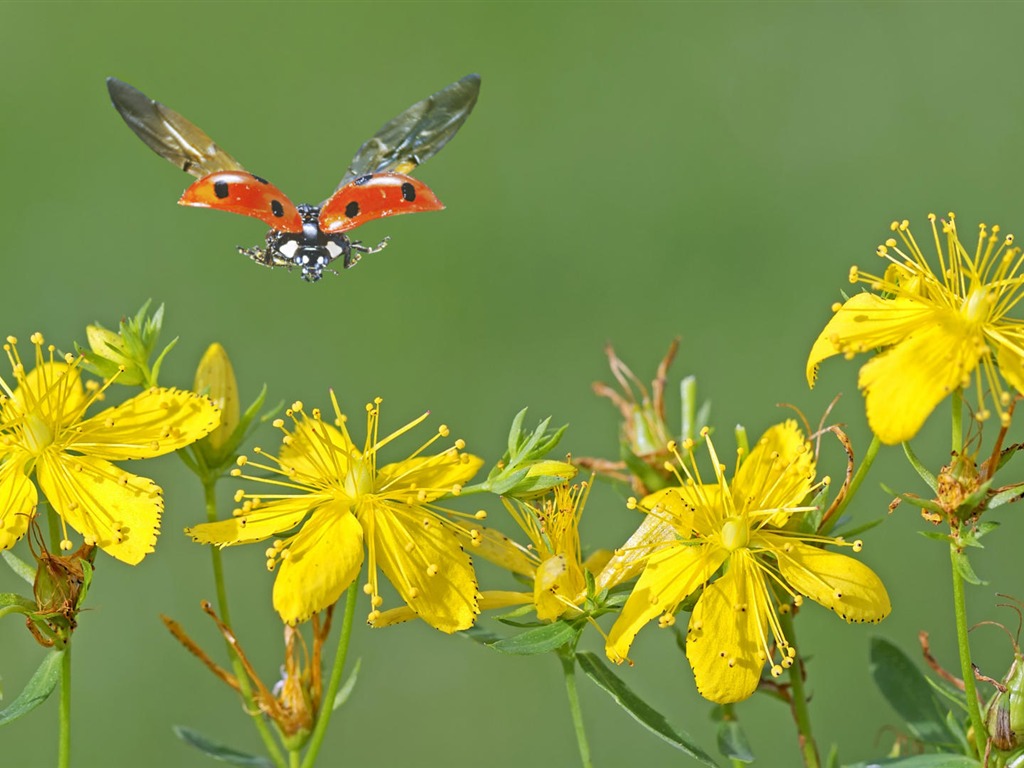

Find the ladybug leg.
xmin=237 ymin=245 xmax=276 ymax=268
xmin=347 ymin=236 xmax=390 ymax=268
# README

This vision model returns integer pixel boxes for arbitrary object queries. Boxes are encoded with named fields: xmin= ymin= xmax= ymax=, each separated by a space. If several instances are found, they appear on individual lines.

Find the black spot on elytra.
xmin=253 ymin=175 xmax=269 ymax=185
xmin=354 ymin=174 xmax=373 ymax=185
xmin=401 ymin=182 xmax=416 ymax=202
xmin=345 ymin=200 xmax=360 ymax=218
xmin=214 ymin=180 xmax=229 ymax=199
xmin=271 ymin=200 xmax=284 ymax=218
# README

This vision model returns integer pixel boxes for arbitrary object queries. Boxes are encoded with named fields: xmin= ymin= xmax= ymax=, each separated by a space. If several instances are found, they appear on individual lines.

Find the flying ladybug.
xmin=107 ymin=74 xmax=480 ymax=282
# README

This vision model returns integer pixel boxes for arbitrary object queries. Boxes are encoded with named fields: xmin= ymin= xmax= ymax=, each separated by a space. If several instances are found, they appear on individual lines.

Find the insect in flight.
xmin=107 ymin=74 xmax=480 ymax=282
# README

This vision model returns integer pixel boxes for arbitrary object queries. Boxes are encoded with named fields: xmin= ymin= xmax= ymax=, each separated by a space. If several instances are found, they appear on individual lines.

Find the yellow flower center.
xmin=22 ymin=412 xmax=53 ymax=455
xmin=720 ymin=516 xmax=749 ymax=551
xmin=961 ymin=287 xmax=993 ymax=327
xmin=344 ymin=459 xmax=374 ymax=499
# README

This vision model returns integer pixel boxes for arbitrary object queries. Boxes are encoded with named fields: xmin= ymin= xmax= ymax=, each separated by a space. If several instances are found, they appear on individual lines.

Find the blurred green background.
xmin=4 ymin=2 xmax=1024 ymax=766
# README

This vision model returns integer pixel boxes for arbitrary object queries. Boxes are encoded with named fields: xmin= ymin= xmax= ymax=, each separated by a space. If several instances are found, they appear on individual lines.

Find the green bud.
xmin=194 ymin=343 xmax=240 ymax=453
xmin=84 ymin=323 xmax=146 ymax=385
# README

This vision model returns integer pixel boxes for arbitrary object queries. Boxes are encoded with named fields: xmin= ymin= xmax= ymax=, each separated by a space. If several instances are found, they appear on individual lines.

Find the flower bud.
xmin=84 ymin=323 xmax=146 ymax=385
xmin=194 ymin=343 xmax=239 ymax=453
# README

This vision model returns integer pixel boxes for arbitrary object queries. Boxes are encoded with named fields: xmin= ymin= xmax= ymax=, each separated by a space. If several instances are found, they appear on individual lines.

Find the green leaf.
xmin=332 ymin=658 xmax=361 ymax=710
xmin=903 ymin=441 xmax=938 ymax=492
xmin=987 ymin=483 xmax=1024 ymax=510
xmin=868 ymin=637 xmax=958 ymax=747
xmin=457 ymin=625 xmax=504 ymax=645
xmin=576 ymin=652 xmax=718 ymax=766
xmin=489 ymin=621 xmax=579 ymax=655
xmin=0 ymin=593 xmax=35 ymax=621
xmin=952 ymin=550 xmax=986 ymax=586
xmin=2 ymin=550 xmax=34 ymax=585
xmin=716 ymin=719 xmax=753 ymax=763
xmin=0 ymin=649 xmax=64 ymax=726
xmin=919 ymin=531 xmax=953 ymax=544
xmin=172 ymin=726 xmax=274 ymax=767
xmin=843 ymin=756 xmax=979 ymax=767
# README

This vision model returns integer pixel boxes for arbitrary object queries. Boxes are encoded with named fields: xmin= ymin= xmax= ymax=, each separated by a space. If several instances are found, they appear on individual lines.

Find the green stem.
xmin=300 ymin=580 xmax=359 ymax=768
xmin=202 ymin=480 xmax=287 ymax=768
xmin=951 ymin=389 xmax=963 ymax=454
xmin=289 ymin=749 xmax=302 ymax=768
xmin=560 ymin=652 xmax=593 ymax=768
xmin=58 ymin=642 xmax=71 ymax=768
xmin=778 ymin=611 xmax=819 ymax=768
xmin=950 ymin=544 xmax=987 ymax=757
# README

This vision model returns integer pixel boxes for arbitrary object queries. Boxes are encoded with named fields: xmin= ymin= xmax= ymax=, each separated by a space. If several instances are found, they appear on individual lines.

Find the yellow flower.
xmin=0 ymin=334 xmax=220 ymax=564
xmin=605 ymin=421 xmax=890 ymax=704
xmin=807 ymin=213 xmax=1024 ymax=444
xmin=187 ymin=395 xmax=485 ymax=631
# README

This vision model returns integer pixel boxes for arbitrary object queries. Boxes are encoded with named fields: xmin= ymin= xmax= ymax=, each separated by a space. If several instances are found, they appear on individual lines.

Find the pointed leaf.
xmin=2 ymin=550 xmax=34 ymax=585
xmin=716 ymin=720 xmax=754 ymax=763
xmin=507 ymin=408 xmax=527 ymax=456
xmin=489 ymin=621 xmax=579 ymax=655
xmin=903 ymin=442 xmax=938 ymax=492
xmin=953 ymin=550 xmax=986 ymax=586
xmin=332 ymin=658 xmax=362 ymax=710
xmin=576 ymin=651 xmax=719 ymax=766
xmin=457 ymin=625 xmax=504 ymax=645
xmin=172 ymin=726 xmax=274 ymax=767
xmin=868 ymin=638 xmax=958 ymax=746
xmin=0 ymin=649 xmax=65 ymax=726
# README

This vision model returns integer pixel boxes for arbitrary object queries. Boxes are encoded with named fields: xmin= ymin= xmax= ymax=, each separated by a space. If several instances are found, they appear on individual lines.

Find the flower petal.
xmin=733 ymin=421 xmax=815 ymax=522
xmin=279 ymin=420 xmax=356 ymax=486
xmin=464 ymin=523 xmax=537 ymax=578
xmin=0 ymin=459 xmax=37 ymax=551
xmin=773 ymin=537 xmax=891 ymax=623
xmin=686 ymin=558 xmax=768 ymax=704
xmin=858 ymin=314 xmax=982 ymax=444
xmin=605 ymin=541 xmax=725 ymax=663
xmin=273 ymin=501 xmax=364 ymax=624
xmin=594 ymin=507 xmax=677 ymax=592
xmin=71 ymin=388 xmax=220 ymax=460
xmin=36 ymin=452 xmax=161 ymax=564
xmin=807 ymin=293 xmax=934 ymax=387
xmin=187 ymin=496 xmax=319 ymax=546
xmin=377 ymin=451 xmax=484 ymax=501
xmin=367 ymin=503 xmax=479 ymax=633
xmin=996 ymin=337 xmax=1024 ymax=396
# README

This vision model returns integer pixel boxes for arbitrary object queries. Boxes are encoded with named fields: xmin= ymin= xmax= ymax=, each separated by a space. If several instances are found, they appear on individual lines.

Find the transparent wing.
xmin=335 ymin=73 xmax=481 ymax=191
xmin=107 ymin=77 xmax=244 ymax=179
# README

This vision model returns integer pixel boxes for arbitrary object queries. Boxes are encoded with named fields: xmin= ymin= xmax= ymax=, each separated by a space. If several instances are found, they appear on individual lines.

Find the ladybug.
xmin=107 ymin=74 xmax=480 ymax=282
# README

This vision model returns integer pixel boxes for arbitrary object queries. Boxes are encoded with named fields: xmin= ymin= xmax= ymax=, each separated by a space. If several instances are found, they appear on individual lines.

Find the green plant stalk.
xmin=44 ymin=504 xmax=71 ymax=768
xmin=59 ymin=642 xmax=71 ymax=768
xmin=289 ymin=749 xmax=301 ymax=768
xmin=950 ymin=544 xmax=987 ymax=757
xmin=559 ymin=650 xmax=592 ymax=768
xmin=202 ymin=480 xmax=286 ymax=768
xmin=779 ymin=610 xmax=819 ymax=768
xmin=951 ymin=389 xmax=963 ymax=454
xmin=300 ymin=579 xmax=359 ymax=768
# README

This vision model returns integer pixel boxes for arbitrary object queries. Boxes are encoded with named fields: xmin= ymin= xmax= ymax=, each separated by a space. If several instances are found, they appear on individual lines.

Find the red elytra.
xmin=179 ymin=171 xmax=303 ymax=231
xmin=319 ymin=173 xmax=443 ymax=234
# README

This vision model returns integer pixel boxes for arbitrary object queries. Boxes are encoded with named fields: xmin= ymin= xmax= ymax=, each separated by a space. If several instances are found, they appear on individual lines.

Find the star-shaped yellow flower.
xmin=808 ymin=213 xmax=1024 ymax=444
xmin=605 ymin=421 xmax=890 ymax=703
xmin=187 ymin=395 xmax=484 ymax=631
xmin=0 ymin=334 xmax=220 ymax=564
